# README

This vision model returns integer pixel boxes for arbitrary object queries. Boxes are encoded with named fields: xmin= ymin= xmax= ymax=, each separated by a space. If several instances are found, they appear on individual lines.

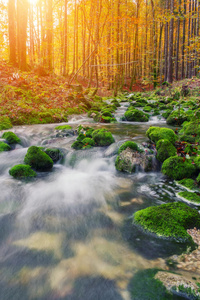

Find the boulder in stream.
xmin=24 ymin=146 xmax=53 ymax=171
xmin=9 ymin=164 xmax=36 ymax=179
xmin=2 ymin=131 xmax=21 ymax=144
xmin=0 ymin=141 xmax=11 ymax=152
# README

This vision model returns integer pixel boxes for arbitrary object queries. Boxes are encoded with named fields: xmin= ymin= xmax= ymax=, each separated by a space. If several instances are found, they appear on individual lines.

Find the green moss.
xmin=167 ymin=110 xmax=188 ymax=125
xmin=0 ymin=116 xmax=13 ymax=131
xmin=172 ymin=284 xmax=200 ymax=299
xmin=197 ymin=174 xmax=200 ymax=184
xmin=2 ymin=131 xmax=21 ymax=144
xmin=177 ymin=178 xmax=197 ymax=190
xmin=55 ymin=125 xmax=72 ymax=130
xmin=9 ymin=164 xmax=36 ymax=179
xmin=71 ymin=140 xmax=84 ymax=150
xmin=161 ymin=156 xmax=197 ymax=180
xmin=178 ymin=191 xmax=200 ymax=204
xmin=146 ymin=127 xmax=177 ymax=144
xmin=100 ymin=109 xmax=113 ymax=117
xmin=143 ymin=106 xmax=153 ymax=112
xmin=129 ymin=269 xmax=173 ymax=300
xmin=82 ymin=137 xmax=95 ymax=149
xmin=24 ymin=146 xmax=53 ymax=171
xmin=118 ymin=141 xmax=143 ymax=154
xmin=124 ymin=108 xmax=149 ymax=122
xmin=179 ymin=121 xmax=200 ymax=144
xmin=194 ymin=157 xmax=200 ymax=169
xmin=44 ymin=148 xmax=63 ymax=162
xmin=100 ymin=116 xmax=117 ymax=123
xmin=134 ymin=202 xmax=200 ymax=242
xmin=92 ymin=129 xmax=115 ymax=146
xmin=153 ymin=109 xmax=160 ymax=116
xmin=115 ymin=154 xmax=136 ymax=173
xmin=156 ymin=139 xmax=177 ymax=162
xmin=162 ymin=110 xmax=172 ymax=119
xmin=0 ymin=141 xmax=11 ymax=152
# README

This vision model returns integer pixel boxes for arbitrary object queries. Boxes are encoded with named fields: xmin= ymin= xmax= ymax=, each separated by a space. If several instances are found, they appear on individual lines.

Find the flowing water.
xmin=0 ymin=108 xmax=194 ymax=300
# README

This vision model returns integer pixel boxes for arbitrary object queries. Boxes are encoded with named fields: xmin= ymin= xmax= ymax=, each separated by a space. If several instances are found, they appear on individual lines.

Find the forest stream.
xmin=0 ymin=103 xmax=197 ymax=300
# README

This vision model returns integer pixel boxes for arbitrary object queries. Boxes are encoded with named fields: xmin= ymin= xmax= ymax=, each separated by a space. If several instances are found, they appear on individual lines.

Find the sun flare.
xmin=29 ymin=0 xmax=38 ymax=5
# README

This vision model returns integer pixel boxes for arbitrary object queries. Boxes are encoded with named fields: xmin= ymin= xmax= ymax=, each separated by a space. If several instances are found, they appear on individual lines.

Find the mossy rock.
xmin=162 ymin=110 xmax=172 ymax=119
xmin=161 ymin=156 xmax=197 ymax=180
xmin=179 ymin=121 xmax=200 ymax=144
xmin=134 ymin=202 xmax=200 ymax=243
xmin=194 ymin=156 xmax=200 ymax=169
xmin=0 ymin=141 xmax=11 ymax=152
xmin=2 ymin=131 xmax=21 ymax=144
xmin=156 ymin=139 xmax=177 ymax=163
xmin=115 ymin=154 xmax=136 ymax=173
xmin=124 ymin=108 xmax=149 ymax=122
xmin=82 ymin=137 xmax=95 ymax=149
xmin=92 ymin=129 xmax=115 ymax=146
xmin=143 ymin=106 xmax=153 ymax=112
xmin=197 ymin=173 xmax=200 ymax=184
xmin=55 ymin=125 xmax=72 ymax=130
xmin=146 ymin=127 xmax=177 ymax=144
xmin=177 ymin=178 xmax=197 ymax=190
xmin=24 ymin=146 xmax=53 ymax=171
xmin=178 ymin=191 xmax=200 ymax=205
xmin=0 ymin=116 xmax=13 ymax=131
xmin=100 ymin=110 xmax=113 ymax=117
xmin=118 ymin=141 xmax=143 ymax=154
xmin=100 ymin=116 xmax=116 ymax=123
xmin=153 ymin=109 xmax=160 ymax=116
xmin=71 ymin=140 xmax=84 ymax=150
xmin=9 ymin=164 xmax=36 ymax=179
xmin=77 ymin=125 xmax=94 ymax=138
xmin=167 ymin=110 xmax=188 ymax=125
xmin=129 ymin=269 xmax=174 ymax=300
xmin=44 ymin=148 xmax=63 ymax=162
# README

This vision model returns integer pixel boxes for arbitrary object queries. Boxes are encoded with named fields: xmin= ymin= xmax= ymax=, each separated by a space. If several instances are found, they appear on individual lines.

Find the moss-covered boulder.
xmin=177 ymin=178 xmax=197 ymax=190
xmin=9 ymin=164 xmax=36 ymax=179
xmin=77 ymin=125 xmax=94 ymax=138
xmin=115 ymin=147 xmax=154 ymax=173
xmin=2 ymin=131 xmax=21 ymax=144
xmin=177 ymin=191 xmax=200 ymax=205
xmin=161 ymin=156 xmax=196 ymax=180
xmin=143 ymin=106 xmax=153 ymax=112
xmin=24 ymin=146 xmax=53 ymax=171
xmin=179 ymin=121 xmax=200 ymax=144
xmin=92 ymin=129 xmax=115 ymax=146
xmin=44 ymin=148 xmax=63 ymax=162
xmin=0 ymin=141 xmax=11 ymax=152
xmin=81 ymin=137 xmax=95 ymax=149
xmin=0 ymin=116 xmax=13 ymax=131
xmin=71 ymin=140 xmax=84 ymax=150
xmin=156 ymin=139 xmax=177 ymax=162
xmin=118 ymin=141 xmax=143 ymax=154
xmin=134 ymin=202 xmax=200 ymax=242
xmin=124 ymin=108 xmax=149 ymax=122
xmin=167 ymin=109 xmax=188 ymax=125
xmin=55 ymin=125 xmax=72 ymax=130
xmin=146 ymin=126 xmax=177 ymax=144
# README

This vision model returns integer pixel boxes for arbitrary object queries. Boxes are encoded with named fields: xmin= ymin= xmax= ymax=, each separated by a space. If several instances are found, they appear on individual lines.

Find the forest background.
xmin=0 ymin=0 xmax=199 ymax=93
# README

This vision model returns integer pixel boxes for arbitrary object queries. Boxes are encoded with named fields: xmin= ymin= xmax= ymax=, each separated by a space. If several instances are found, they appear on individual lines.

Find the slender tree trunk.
xmin=167 ymin=0 xmax=174 ymax=83
xmin=181 ymin=0 xmax=186 ymax=79
xmin=175 ymin=0 xmax=181 ymax=80
xmin=164 ymin=0 xmax=169 ymax=81
xmin=8 ymin=0 xmax=17 ymax=66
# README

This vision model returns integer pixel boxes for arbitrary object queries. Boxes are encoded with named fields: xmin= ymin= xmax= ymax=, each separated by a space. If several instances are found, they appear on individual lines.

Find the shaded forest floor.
xmin=0 ymin=60 xmax=200 ymax=126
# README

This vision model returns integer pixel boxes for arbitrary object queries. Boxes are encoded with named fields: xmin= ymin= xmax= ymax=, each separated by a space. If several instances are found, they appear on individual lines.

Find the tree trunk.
xmin=167 ymin=0 xmax=174 ymax=83
xmin=8 ymin=0 xmax=17 ymax=66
